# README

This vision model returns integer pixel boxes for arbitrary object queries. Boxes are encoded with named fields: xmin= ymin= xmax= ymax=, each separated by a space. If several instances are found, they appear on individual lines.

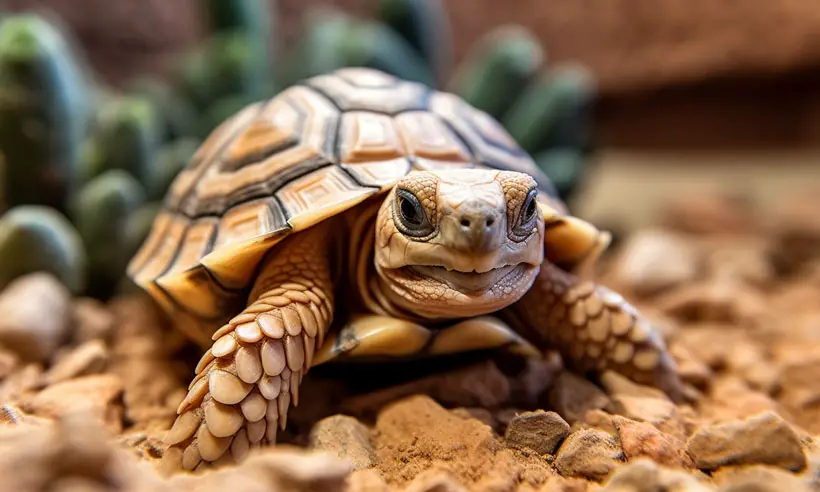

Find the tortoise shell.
xmin=127 ymin=67 xmax=566 ymax=346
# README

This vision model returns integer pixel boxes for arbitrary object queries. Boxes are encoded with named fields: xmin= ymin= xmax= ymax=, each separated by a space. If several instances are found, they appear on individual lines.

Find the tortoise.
xmin=127 ymin=67 xmax=683 ymax=472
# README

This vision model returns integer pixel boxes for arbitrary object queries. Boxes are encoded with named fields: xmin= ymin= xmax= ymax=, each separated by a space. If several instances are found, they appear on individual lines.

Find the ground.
xmin=0 ymin=185 xmax=819 ymax=492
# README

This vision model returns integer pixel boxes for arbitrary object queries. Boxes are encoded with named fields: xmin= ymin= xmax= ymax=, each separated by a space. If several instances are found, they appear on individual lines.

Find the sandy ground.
xmin=0 ymin=151 xmax=819 ymax=491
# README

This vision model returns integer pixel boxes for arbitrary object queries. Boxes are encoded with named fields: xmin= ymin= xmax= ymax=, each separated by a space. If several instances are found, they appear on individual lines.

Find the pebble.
xmin=613 ymin=416 xmax=688 ymax=468
xmin=71 ymin=298 xmax=114 ymax=343
xmin=402 ymin=471 xmax=468 ymax=492
xmin=547 ymin=371 xmax=613 ymax=424
xmin=612 ymin=228 xmax=702 ymax=296
xmin=309 ymin=415 xmax=375 ymax=470
xmin=345 ymin=469 xmax=390 ymax=492
xmin=599 ymin=458 xmax=712 ymax=492
xmin=711 ymin=465 xmax=812 ymax=492
xmin=686 ymin=411 xmax=806 ymax=471
xmin=554 ymin=429 xmax=625 ymax=482
xmin=46 ymin=339 xmax=109 ymax=384
xmin=27 ymin=374 xmax=125 ymax=434
xmin=504 ymin=410 xmax=570 ymax=455
xmin=0 ymin=273 xmax=71 ymax=362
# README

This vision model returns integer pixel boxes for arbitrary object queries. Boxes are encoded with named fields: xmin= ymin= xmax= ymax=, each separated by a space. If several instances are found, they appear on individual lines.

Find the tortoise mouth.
xmin=407 ymin=263 xmax=528 ymax=293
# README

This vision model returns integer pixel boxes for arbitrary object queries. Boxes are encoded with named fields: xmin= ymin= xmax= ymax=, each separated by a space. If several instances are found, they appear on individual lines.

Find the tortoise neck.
xmin=346 ymin=198 xmax=425 ymax=321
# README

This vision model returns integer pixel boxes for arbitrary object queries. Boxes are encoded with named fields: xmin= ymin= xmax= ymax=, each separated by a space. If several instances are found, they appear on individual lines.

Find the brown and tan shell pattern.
xmin=127 ymin=67 xmax=565 ymax=347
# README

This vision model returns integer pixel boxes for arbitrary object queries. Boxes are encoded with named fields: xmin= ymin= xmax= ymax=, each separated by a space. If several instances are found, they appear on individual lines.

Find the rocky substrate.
xmin=1 ymin=190 xmax=819 ymax=492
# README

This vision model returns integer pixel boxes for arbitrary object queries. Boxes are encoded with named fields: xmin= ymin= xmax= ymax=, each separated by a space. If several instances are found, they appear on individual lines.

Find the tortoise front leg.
xmin=507 ymin=262 xmax=684 ymax=402
xmin=161 ymin=224 xmax=334 ymax=472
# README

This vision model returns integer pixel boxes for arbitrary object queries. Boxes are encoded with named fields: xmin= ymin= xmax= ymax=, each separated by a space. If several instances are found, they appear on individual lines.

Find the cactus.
xmin=0 ymin=205 xmax=87 ymax=293
xmin=70 ymin=170 xmax=146 ymax=298
xmin=0 ymin=14 xmax=92 ymax=213
xmin=147 ymin=138 xmax=199 ymax=201
xmin=87 ymin=94 xmax=162 ymax=189
xmin=127 ymin=76 xmax=198 ymax=140
xmin=279 ymin=9 xmax=434 ymax=88
xmin=449 ymin=26 xmax=544 ymax=120
xmin=377 ymin=0 xmax=451 ymax=84
xmin=277 ymin=8 xmax=355 ymax=87
xmin=178 ymin=31 xmax=269 ymax=115
xmin=204 ymin=0 xmax=275 ymax=86
xmin=123 ymin=201 xmax=161 ymax=260
xmin=533 ymin=148 xmax=588 ymax=203
xmin=502 ymin=64 xmax=596 ymax=155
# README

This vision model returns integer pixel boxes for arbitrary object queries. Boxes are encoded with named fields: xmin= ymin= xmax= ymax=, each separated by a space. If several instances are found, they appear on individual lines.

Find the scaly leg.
xmin=160 ymin=223 xmax=334 ymax=472
xmin=507 ymin=262 xmax=684 ymax=402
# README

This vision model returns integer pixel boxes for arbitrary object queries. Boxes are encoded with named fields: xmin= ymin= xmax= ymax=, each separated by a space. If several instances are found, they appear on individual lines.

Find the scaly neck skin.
xmin=346 ymin=199 xmax=432 ymax=323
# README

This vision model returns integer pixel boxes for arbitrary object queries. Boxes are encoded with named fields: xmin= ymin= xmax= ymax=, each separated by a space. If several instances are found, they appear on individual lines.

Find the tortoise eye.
xmin=511 ymin=189 xmax=538 ymax=241
xmin=394 ymin=189 xmax=434 ymax=237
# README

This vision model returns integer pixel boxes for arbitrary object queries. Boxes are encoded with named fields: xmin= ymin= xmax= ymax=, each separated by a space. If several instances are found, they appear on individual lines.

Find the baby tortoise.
xmin=128 ymin=68 xmax=683 ymax=471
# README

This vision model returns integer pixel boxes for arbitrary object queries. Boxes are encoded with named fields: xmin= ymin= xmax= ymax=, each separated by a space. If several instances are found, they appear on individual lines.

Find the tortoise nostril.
xmin=486 ymin=218 xmax=495 ymax=227
xmin=460 ymin=218 xmax=471 ymax=228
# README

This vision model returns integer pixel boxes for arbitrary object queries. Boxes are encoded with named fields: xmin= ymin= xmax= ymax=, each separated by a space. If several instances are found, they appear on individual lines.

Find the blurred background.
xmin=0 ymin=0 xmax=818 ymax=299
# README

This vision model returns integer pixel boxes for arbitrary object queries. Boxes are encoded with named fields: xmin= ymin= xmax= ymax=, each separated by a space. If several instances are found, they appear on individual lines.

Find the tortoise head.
xmin=372 ymin=169 xmax=546 ymax=319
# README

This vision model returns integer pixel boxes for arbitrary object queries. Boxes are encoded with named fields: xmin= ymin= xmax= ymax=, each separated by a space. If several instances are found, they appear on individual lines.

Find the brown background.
xmin=2 ymin=0 xmax=820 ymax=150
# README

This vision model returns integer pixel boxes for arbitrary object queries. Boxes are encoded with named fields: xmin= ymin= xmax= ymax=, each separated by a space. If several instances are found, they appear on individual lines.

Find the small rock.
xmin=548 ymin=371 xmax=612 ymax=424
xmin=0 ymin=363 xmax=45 ymax=401
xmin=661 ymin=191 xmax=759 ymax=236
xmin=712 ymin=465 xmax=811 ymax=492
xmin=46 ymin=339 xmax=109 ymax=384
xmin=346 ymin=469 xmax=390 ymax=492
xmin=504 ymin=410 xmax=570 ymax=455
xmin=72 ymin=298 xmax=114 ymax=343
xmin=670 ymin=344 xmax=713 ymax=390
xmin=613 ymin=417 xmax=688 ymax=468
xmin=584 ymin=409 xmax=619 ymax=436
xmin=309 ymin=415 xmax=375 ymax=470
xmin=554 ymin=429 xmax=625 ymax=482
xmin=656 ymin=280 xmax=767 ymax=326
xmin=613 ymin=229 xmax=702 ymax=296
xmin=611 ymin=394 xmax=676 ymax=424
xmin=686 ymin=411 xmax=806 ymax=471
xmin=0 ymin=348 xmax=19 ymax=380
xmin=0 ymin=273 xmax=71 ymax=362
xmin=27 ymin=374 xmax=124 ymax=434
xmin=403 ymin=471 xmax=467 ymax=492
xmin=601 ymin=371 xmax=670 ymax=401
xmin=599 ymin=459 xmax=712 ymax=492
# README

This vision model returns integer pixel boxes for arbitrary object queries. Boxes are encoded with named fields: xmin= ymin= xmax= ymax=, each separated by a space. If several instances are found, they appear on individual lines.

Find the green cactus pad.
xmin=343 ymin=19 xmax=435 ymax=87
xmin=533 ymin=148 xmax=589 ymax=203
xmin=90 ymin=94 xmax=162 ymax=188
xmin=178 ymin=31 xmax=269 ymax=113
xmin=449 ymin=25 xmax=544 ymax=120
xmin=127 ymin=76 xmax=199 ymax=140
xmin=148 ymin=138 xmax=199 ymax=200
xmin=0 ymin=205 xmax=87 ymax=293
xmin=279 ymin=9 xmax=434 ymax=88
xmin=204 ymin=0 xmax=275 ymax=95
xmin=277 ymin=8 xmax=355 ymax=88
xmin=502 ymin=64 xmax=596 ymax=155
xmin=377 ymin=0 xmax=451 ymax=83
xmin=124 ymin=201 xmax=161 ymax=259
xmin=71 ymin=170 xmax=146 ymax=298
xmin=0 ymin=14 xmax=92 ymax=213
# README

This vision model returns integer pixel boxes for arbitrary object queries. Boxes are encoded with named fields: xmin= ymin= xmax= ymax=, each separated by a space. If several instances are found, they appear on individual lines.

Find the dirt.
xmin=1 ymin=190 xmax=820 ymax=491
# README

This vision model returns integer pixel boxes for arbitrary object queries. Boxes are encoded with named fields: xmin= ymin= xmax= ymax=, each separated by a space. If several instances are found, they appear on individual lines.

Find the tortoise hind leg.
xmin=506 ymin=262 xmax=685 ymax=402
xmin=160 ymin=223 xmax=334 ymax=473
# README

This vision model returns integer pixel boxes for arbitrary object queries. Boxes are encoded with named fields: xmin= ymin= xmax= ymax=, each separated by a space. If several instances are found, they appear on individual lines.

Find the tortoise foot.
xmin=160 ymin=299 xmax=323 ymax=472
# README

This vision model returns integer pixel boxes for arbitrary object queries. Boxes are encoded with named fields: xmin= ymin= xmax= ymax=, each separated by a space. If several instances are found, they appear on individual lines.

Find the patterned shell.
xmin=127 ymin=68 xmax=565 ymax=339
